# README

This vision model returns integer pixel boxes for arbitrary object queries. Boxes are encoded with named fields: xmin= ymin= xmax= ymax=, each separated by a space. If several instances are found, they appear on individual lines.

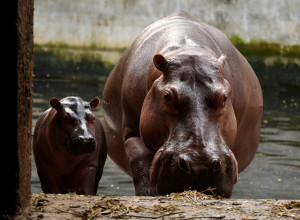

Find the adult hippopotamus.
xmin=102 ymin=11 xmax=263 ymax=197
xmin=33 ymin=96 xmax=107 ymax=195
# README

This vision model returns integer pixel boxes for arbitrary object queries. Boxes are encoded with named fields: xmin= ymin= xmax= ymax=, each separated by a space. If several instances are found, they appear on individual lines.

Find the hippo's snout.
xmin=67 ymin=136 xmax=96 ymax=155
xmin=150 ymin=146 xmax=238 ymax=197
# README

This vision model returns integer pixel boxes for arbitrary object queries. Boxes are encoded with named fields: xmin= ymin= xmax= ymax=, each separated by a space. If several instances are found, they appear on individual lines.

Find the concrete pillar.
xmin=1 ymin=0 xmax=33 ymax=217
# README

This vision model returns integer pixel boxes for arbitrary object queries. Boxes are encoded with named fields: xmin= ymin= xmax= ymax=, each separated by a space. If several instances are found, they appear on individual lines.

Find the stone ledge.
xmin=15 ymin=191 xmax=300 ymax=219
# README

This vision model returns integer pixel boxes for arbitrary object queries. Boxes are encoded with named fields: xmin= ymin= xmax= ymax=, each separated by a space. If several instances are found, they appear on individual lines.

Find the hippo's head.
xmin=140 ymin=51 xmax=238 ymax=197
xmin=49 ymin=96 xmax=100 ymax=155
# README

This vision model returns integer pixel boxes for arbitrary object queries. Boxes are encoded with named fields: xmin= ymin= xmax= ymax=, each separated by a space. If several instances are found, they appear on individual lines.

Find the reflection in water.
xmin=32 ymin=54 xmax=300 ymax=199
xmin=233 ymin=57 xmax=300 ymax=199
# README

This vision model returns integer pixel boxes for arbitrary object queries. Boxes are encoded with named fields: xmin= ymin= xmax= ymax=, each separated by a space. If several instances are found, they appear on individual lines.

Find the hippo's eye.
xmin=207 ymin=90 xmax=228 ymax=109
xmin=223 ymin=93 xmax=228 ymax=102
xmin=164 ymin=91 xmax=172 ymax=102
xmin=162 ymin=87 xmax=180 ymax=109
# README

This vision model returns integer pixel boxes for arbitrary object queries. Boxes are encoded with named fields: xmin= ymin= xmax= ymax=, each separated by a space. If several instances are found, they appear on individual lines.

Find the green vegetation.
xmin=41 ymin=41 xmax=127 ymax=52
xmin=229 ymin=34 xmax=300 ymax=57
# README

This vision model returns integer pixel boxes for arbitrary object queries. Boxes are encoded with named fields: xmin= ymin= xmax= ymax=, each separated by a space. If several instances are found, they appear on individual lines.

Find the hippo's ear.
xmin=90 ymin=97 xmax=100 ymax=110
xmin=49 ymin=97 xmax=61 ymax=110
xmin=153 ymin=54 xmax=168 ymax=72
xmin=217 ymin=54 xmax=227 ymax=77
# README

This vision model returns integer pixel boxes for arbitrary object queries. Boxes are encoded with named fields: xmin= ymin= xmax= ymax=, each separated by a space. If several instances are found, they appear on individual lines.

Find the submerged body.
xmin=102 ymin=12 xmax=263 ymax=197
xmin=33 ymin=96 xmax=107 ymax=195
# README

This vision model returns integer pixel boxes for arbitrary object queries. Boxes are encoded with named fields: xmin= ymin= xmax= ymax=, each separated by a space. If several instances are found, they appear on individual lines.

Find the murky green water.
xmin=32 ymin=50 xmax=300 ymax=199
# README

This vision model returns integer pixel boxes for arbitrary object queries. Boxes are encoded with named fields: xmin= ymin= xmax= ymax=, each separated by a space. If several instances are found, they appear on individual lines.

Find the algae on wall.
xmin=33 ymin=45 xmax=119 ymax=80
xmin=229 ymin=35 xmax=300 ymax=57
xmin=33 ymin=37 xmax=300 ymax=88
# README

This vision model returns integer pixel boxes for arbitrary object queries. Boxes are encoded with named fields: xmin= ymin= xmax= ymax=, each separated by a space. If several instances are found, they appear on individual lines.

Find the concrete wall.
xmin=34 ymin=0 xmax=300 ymax=48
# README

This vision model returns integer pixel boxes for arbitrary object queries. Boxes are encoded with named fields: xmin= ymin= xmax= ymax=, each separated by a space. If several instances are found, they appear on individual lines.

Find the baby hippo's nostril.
xmin=212 ymin=160 xmax=221 ymax=172
xmin=77 ymin=136 xmax=95 ymax=143
xmin=86 ymin=137 xmax=95 ymax=143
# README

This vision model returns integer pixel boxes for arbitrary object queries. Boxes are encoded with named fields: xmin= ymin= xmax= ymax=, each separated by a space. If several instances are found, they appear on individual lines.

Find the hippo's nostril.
xmin=212 ymin=160 xmax=221 ymax=172
xmin=177 ymin=156 xmax=188 ymax=172
xmin=77 ymin=136 xmax=95 ymax=143
xmin=87 ymin=137 xmax=95 ymax=143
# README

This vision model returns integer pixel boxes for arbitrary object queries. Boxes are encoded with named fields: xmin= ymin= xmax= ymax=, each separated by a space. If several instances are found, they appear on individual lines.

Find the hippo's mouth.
xmin=150 ymin=147 xmax=165 ymax=186
xmin=66 ymin=140 xmax=96 ymax=155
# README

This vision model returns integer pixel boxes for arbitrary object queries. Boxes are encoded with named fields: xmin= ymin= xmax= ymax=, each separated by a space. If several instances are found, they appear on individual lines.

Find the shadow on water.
xmin=32 ymin=48 xmax=300 ymax=199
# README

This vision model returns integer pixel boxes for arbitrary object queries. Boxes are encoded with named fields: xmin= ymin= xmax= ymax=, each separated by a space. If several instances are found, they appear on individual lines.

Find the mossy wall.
xmin=229 ymin=35 xmax=300 ymax=57
xmin=34 ymin=45 xmax=116 ymax=80
xmin=34 ymin=0 xmax=300 ymax=49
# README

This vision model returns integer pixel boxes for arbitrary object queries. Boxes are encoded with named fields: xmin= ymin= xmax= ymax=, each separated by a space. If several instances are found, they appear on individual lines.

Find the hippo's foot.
xmin=134 ymin=176 xmax=158 ymax=196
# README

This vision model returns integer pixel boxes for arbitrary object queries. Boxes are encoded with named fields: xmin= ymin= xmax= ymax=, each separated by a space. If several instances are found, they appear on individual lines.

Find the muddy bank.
xmin=16 ymin=191 xmax=300 ymax=219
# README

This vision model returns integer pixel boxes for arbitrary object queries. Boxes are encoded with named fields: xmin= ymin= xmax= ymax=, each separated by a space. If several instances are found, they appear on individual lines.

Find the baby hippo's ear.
xmin=49 ymin=97 xmax=61 ymax=110
xmin=90 ymin=97 xmax=100 ymax=110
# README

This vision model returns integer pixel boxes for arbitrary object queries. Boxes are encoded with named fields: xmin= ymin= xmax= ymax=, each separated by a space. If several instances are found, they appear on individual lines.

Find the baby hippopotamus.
xmin=33 ymin=96 xmax=107 ymax=195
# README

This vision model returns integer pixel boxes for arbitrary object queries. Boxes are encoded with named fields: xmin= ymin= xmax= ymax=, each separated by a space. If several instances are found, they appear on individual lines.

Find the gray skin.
xmin=33 ymin=96 xmax=107 ymax=195
xmin=102 ymin=11 xmax=263 ymax=197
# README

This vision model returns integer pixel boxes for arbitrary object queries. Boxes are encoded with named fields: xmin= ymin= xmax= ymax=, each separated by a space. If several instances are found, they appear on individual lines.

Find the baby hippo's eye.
xmin=63 ymin=113 xmax=71 ymax=121
xmin=87 ymin=113 xmax=95 ymax=122
xmin=164 ymin=91 xmax=172 ymax=102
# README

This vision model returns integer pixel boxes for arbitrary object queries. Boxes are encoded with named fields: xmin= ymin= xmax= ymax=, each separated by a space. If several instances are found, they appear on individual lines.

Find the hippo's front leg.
xmin=124 ymin=137 xmax=158 ymax=196
xmin=38 ymin=172 xmax=61 ymax=194
xmin=75 ymin=167 xmax=97 ymax=195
